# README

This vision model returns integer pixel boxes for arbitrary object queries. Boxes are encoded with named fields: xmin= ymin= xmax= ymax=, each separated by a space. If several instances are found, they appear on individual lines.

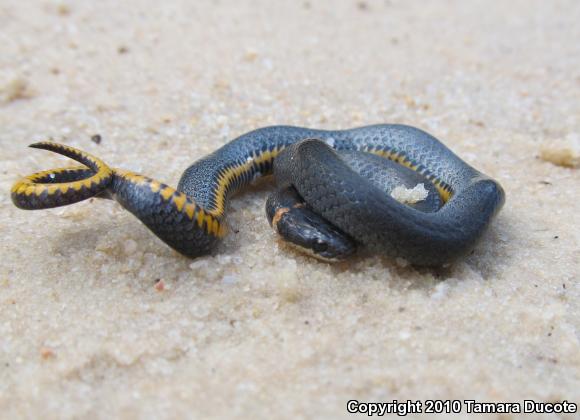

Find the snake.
xmin=10 ymin=124 xmax=505 ymax=266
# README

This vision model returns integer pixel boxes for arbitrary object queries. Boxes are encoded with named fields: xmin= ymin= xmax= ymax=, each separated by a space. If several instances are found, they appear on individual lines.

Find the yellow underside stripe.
xmin=211 ymin=147 xmax=280 ymax=216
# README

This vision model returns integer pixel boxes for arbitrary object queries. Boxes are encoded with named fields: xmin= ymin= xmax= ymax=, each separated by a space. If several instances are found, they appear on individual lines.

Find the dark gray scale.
xmin=265 ymin=148 xmax=441 ymax=261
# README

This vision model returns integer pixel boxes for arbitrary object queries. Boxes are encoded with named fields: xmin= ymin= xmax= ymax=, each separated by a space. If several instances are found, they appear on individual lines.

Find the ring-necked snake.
xmin=11 ymin=124 xmax=505 ymax=266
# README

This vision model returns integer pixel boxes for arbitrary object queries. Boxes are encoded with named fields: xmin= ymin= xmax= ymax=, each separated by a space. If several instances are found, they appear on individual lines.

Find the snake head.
xmin=275 ymin=205 xmax=357 ymax=261
xmin=267 ymin=190 xmax=357 ymax=262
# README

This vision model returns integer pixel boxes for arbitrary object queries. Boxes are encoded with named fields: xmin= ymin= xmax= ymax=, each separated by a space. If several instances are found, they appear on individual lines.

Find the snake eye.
xmin=312 ymin=239 xmax=328 ymax=253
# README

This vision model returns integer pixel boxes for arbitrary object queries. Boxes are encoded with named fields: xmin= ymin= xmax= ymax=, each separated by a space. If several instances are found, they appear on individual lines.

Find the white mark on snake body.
xmin=391 ymin=183 xmax=428 ymax=204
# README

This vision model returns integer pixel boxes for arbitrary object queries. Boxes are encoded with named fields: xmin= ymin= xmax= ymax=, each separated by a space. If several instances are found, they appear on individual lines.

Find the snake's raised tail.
xmin=11 ymin=142 xmax=114 ymax=209
xmin=11 ymin=142 xmax=225 ymax=258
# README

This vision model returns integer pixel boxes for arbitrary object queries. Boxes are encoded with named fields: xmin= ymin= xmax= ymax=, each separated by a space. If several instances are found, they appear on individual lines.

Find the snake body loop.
xmin=11 ymin=124 xmax=505 ymax=266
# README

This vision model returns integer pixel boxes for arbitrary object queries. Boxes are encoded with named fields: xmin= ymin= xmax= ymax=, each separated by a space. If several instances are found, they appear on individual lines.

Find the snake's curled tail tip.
xmin=27 ymin=141 xmax=84 ymax=161
xmin=28 ymin=141 xmax=83 ymax=155
xmin=28 ymin=141 xmax=61 ymax=150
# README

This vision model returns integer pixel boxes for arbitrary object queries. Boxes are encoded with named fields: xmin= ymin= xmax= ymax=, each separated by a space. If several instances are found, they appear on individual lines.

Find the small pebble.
xmin=539 ymin=135 xmax=580 ymax=168
xmin=40 ymin=347 xmax=55 ymax=360
xmin=154 ymin=278 xmax=165 ymax=291
xmin=1 ymin=78 xmax=32 ymax=102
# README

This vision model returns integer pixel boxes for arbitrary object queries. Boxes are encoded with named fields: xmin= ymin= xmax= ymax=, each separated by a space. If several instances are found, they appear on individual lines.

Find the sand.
xmin=1 ymin=0 xmax=579 ymax=418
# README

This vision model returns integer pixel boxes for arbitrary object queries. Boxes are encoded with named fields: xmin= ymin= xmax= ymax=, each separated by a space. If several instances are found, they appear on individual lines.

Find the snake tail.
xmin=11 ymin=142 xmax=113 ymax=209
xmin=10 ymin=142 xmax=226 ymax=258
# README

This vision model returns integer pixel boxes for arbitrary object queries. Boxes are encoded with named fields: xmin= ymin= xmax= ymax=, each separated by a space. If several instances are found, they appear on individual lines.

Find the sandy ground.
xmin=1 ymin=0 xmax=579 ymax=419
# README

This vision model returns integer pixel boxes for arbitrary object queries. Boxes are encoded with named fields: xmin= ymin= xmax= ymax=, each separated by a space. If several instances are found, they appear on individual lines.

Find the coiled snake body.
xmin=11 ymin=124 xmax=505 ymax=266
